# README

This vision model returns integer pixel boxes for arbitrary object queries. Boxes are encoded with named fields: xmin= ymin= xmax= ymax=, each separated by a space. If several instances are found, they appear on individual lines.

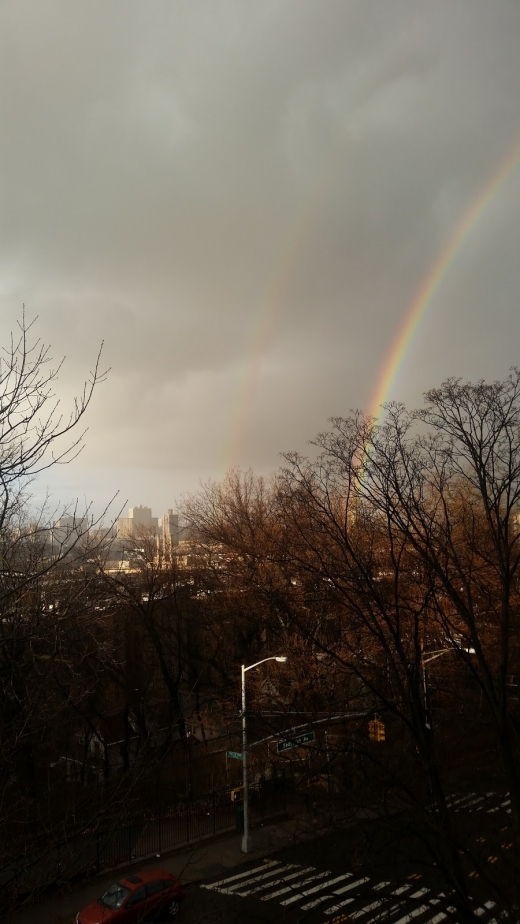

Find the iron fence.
xmin=93 ymin=776 xmax=286 ymax=873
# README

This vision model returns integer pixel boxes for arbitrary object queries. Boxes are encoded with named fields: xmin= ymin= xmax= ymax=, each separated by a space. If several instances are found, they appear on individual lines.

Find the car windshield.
xmin=99 ymin=882 xmax=131 ymax=909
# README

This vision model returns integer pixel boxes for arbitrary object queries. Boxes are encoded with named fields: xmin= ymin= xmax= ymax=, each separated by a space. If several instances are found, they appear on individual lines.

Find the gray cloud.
xmin=1 ymin=0 xmax=520 ymax=513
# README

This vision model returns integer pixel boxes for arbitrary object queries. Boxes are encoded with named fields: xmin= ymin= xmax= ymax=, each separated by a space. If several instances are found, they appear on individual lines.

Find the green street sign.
xmin=227 ymin=750 xmax=243 ymax=760
xmin=277 ymin=731 xmax=315 ymax=753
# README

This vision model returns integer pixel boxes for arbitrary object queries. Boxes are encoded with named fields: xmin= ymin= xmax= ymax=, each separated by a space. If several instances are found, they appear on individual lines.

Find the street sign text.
xmin=277 ymin=731 xmax=315 ymax=752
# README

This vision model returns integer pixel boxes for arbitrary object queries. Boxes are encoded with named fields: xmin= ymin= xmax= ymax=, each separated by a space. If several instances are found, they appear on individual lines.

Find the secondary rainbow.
xmin=367 ymin=136 xmax=520 ymax=423
xmin=220 ymin=18 xmax=423 ymax=475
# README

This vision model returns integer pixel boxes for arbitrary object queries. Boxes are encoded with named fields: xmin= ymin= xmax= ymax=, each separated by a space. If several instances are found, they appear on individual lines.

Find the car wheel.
xmin=168 ymin=900 xmax=180 ymax=917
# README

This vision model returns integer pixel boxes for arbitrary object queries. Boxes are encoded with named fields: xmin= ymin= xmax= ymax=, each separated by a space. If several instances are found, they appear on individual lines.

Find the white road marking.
xmin=347 ymin=883 xmax=403 ymax=921
xmin=393 ymin=897 xmax=440 ymax=923
xmin=200 ymin=859 xmax=279 ymax=889
xmin=460 ymin=795 xmax=485 ymax=810
xmin=324 ymin=898 xmax=355 ymax=915
xmin=446 ymin=794 xmax=472 ymax=808
xmin=349 ymin=898 xmax=384 ymax=919
xmin=240 ymin=865 xmax=316 ymax=895
xmin=259 ymin=870 xmax=329 ymax=903
xmin=278 ymin=871 xmax=340 ymax=905
xmin=356 ymin=883 xmax=412 ymax=922
xmin=323 ymin=877 xmax=370 ymax=914
xmin=212 ymin=863 xmax=300 ymax=895
xmin=298 ymin=874 xmax=356 ymax=910
xmin=260 ymin=874 xmax=326 ymax=901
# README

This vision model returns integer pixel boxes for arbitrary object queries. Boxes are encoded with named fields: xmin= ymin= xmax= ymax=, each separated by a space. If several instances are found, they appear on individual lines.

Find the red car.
xmin=76 ymin=869 xmax=185 ymax=923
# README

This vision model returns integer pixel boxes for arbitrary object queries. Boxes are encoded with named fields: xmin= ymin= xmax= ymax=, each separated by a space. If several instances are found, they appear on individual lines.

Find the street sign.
xmin=277 ymin=731 xmax=315 ymax=752
xmin=227 ymin=750 xmax=243 ymax=760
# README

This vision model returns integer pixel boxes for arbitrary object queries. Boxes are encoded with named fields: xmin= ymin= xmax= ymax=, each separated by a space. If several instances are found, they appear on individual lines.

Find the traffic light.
xmin=368 ymin=718 xmax=385 ymax=742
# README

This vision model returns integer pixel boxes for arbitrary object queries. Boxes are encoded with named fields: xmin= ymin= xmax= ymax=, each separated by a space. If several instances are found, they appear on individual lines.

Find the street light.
xmin=241 ymin=656 xmax=287 ymax=853
xmin=422 ymin=642 xmax=475 ymax=729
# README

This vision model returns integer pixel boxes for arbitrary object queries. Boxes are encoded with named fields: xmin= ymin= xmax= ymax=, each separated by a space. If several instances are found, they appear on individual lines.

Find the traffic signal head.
xmin=368 ymin=718 xmax=385 ymax=741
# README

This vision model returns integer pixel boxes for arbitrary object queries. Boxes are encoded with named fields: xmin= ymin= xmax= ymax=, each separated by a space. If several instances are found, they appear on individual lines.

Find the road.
xmin=179 ymin=790 xmax=514 ymax=924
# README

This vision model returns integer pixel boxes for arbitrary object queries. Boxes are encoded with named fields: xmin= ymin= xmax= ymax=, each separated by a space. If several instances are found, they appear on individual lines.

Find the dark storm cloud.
xmin=1 ymin=0 xmax=520 ymax=511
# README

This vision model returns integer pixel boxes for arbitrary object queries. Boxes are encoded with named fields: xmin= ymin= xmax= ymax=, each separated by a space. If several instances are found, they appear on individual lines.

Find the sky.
xmin=1 ymin=0 xmax=520 ymax=519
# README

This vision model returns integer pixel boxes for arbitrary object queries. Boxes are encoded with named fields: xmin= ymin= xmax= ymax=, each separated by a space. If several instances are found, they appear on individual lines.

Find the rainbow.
xmin=367 ymin=136 xmax=520 ymax=422
xmin=219 ymin=194 xmax=319 ymax=476
xmin=220 ymin=18 xmax=424 ymax=475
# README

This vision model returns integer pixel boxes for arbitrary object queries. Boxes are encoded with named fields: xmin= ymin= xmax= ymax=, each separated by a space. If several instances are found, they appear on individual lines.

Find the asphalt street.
xmin=180 ymin=790 xmax=513 ymax=924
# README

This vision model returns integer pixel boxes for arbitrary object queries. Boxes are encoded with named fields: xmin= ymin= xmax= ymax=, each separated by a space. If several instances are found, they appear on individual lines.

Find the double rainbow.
xmin=221 ymin=122 xmax=520 ymax=475
xmin=367 ymin=136 xmax=520 ymax=421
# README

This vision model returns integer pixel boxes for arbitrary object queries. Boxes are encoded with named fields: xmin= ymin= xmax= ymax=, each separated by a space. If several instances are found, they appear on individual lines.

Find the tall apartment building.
xmin=116 ymin=505 xmax=176 ymax=542
xmin=160 ymin=509 xmax=180 ymax=546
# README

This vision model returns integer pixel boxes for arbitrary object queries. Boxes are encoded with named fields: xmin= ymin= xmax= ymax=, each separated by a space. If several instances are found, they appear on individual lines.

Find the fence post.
xmin=186 ymin=796 xmax=190 ymax=844
xmin=213 ymin=790 xmax=216 ymax=835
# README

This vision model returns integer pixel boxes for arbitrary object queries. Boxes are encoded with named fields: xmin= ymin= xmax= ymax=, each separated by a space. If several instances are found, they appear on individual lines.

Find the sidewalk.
xmin=5 ymin=807 xmax=320 ymax=924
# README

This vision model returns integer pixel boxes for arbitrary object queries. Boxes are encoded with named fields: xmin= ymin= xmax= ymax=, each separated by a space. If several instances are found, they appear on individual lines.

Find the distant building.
xmin=115 ymin=505 xmax=179 ymax=544
xmin=160 ymin=509 xmax=180 ymax=546
xmin=116 ymin=505 xmax=156 ymax=539
xmin=50 ymin=515 xmax=88 ymax=555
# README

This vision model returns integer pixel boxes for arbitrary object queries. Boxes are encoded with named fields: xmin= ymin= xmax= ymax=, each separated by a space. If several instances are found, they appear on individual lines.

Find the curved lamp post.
xmin=241 ymin=656 xmax=287 ymax=853
xmin=422 ymin=643 xmax=475 ymax=729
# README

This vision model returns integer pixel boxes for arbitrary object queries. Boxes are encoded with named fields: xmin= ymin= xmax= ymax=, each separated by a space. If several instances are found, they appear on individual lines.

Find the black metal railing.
xmin=93 ymin=777 xmax=286 ymax=872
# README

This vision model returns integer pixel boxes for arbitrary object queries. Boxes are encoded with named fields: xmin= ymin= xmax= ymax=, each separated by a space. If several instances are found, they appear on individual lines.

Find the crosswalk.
xmin=200 ymin=858 xmax=498 ymax=922
xmin=444 ymin=791 xmax=511 ymax=815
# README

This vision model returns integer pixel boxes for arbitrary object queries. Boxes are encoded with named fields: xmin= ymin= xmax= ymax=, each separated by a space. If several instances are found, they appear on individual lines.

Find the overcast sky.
xmin=2 ymin=0 xmax=520 ymax=518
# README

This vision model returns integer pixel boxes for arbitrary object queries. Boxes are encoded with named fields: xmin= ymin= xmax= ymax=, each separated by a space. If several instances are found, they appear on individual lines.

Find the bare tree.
xmin=185 ymin=373 xmax=520 ymax=920
xmin=0 ymin=314 xmax=112 ymax=912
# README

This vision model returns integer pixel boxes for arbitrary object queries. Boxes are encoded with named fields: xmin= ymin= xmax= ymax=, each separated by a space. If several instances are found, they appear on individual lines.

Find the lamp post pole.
xmin=241 ymin=656 xmax=287 ymax=854
xmin=241 ymin=663 xmax=250 ymax=852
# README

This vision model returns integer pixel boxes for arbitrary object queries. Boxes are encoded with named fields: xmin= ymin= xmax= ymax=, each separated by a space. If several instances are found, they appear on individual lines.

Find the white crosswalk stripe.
xmin=447 ymin=793 xmax=476 ymax=808
xmin=215 ymin=863 xmax=300 ymax=895
xmin=348 ymin=897 xmax=386 ymax=919
xmin=299 ymin=873 xmax=356 ymax=910
xmin=278 ymin=870 xmax=340 ymax=905
xmin=391 ymin=888 xmax=434 ymax=923
xmin=200 ymin=858 xmax=279 ymax=890
xmin=374 ymin=887 xmax=429 ymax=924
xmin=462 ymin=795 xmax=486 ymax=809
xmin=346 ymin=880 xmax=393 ymax=920
xmin=263 ymin=869 xmax=332 ymax=902
xmin=322 ymin=877 xmax=370 ymax=914
xmin=238 ymin=865 xmax=316 ymax=896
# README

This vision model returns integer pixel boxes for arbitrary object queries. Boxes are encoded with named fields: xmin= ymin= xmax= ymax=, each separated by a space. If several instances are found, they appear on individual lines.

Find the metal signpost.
xmin=277 ymin=731 xmax=315 ymax=752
